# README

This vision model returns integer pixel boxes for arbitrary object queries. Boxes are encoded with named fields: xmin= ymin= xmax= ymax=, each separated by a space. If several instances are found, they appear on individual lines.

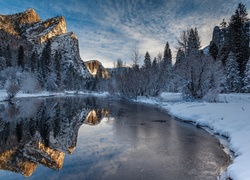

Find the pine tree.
xmin=178 ymin=28 xmax=201 ymax=55
xmin=173 ymin=49 xmax=185 ymax=92
xmin=160 ymin=42 xmax=173 ymax=91
xmin=5 ymin=45 xmax=12 ymax=67
xmin=30 ymin=51 xmax=38 ymax=72
xmin=194 ymin=28 xmax=201 ymax=48
xmin=38 ymin=49 xmax=47 ymax=88
xmin=143 ymin=51 xmax=151 ymax=69
xmin=141 ymin=51 xmax=151 ymax=96
xmin=44 ymin=40 xmax=52 ymax=74
xmin=65 ymin=64 xmax=75 ymax=90
xmin=243 ymin=59 xmax=250 ymax=92
xmin=151 ymin=57 xmax=161 ymax=96
xmin=187 ymin=28 xmax=200 ymax=56
xmin=174 ymin=48 xmax=185 ymax=68
xmin=0 ymin=57 xmax=6 ymax=71
xmin=163 ymin=42 xmax=172 ymax=66
xmin=224 ymin=52 xmax=241 ymax=92
xmin=17 ymin=45 xmax=25 ymax=69
xmin=0 ymin=45 xmax=2 ymax=57
xmin=54 ymin=50 xmax=62 ymax=91
xmin=40 ymin=41 xmax=52 ymax=74
xmin=228 ymin=3 xmax=249 ymax=89
xmin=39 ymin=41 xmax=52 ymax=89
xmin=152 ymin=57 xmax=157 ymax=68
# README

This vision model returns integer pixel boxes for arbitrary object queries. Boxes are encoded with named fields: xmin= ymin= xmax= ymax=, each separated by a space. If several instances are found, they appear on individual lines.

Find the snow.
xmin=0 ymin=90 xmax=109 ymax=102
xmin=136 ymin=92 xmax=250 ymax=180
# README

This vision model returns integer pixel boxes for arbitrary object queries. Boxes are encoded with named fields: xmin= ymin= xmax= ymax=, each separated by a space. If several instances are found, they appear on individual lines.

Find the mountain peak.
xmin=21 ymin=8 xmax=40 ymax=24
xmin=0 ymin=8 xmax=40 ymax=36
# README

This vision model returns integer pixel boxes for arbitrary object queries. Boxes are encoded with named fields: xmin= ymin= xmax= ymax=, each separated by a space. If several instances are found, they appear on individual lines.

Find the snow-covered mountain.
xmin=0 ymin=8 xmax=90 ymax=78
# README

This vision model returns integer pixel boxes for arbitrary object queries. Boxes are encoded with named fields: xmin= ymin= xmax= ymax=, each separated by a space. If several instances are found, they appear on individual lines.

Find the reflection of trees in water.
xmin=15 ymin=121 xmax=23 ymax=142
xmin=0 ymin=97 xmax=110 ymax=177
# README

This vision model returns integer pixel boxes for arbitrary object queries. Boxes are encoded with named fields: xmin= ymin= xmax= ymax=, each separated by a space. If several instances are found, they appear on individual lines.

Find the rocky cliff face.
xmin=85 ymin=60 xmax=109 ymax=79
xmin=0 ymin=8 xmax=90 ymax=78
xmin=0 ymin=8 xmax=40 ymax=36
xmin=210 ymin=26 xmax=227 ymax=50
xmin=23 ymin=15 xmax=67 ymax=44
xmin=210 ymin=21 xmax=250 ymax=52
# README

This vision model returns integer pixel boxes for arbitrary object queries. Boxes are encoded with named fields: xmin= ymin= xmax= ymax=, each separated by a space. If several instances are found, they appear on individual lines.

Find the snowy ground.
xmin=136 ymin=93 xmax=250 ymax=180
xmin=0 ymin=89 xmax=109 ymax=102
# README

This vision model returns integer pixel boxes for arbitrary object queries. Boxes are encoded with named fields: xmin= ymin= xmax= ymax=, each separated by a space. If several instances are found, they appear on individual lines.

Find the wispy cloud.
xmin=1 ymin=0 xmax=249 ymax=67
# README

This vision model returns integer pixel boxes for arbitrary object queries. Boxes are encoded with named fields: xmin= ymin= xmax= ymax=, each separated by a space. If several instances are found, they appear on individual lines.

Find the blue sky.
xmin=0 ymin=0 xmax=250 ymax=67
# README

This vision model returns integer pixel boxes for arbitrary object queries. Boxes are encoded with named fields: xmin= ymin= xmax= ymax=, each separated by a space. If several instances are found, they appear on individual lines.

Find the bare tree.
xmin=130 ymin=47 xmax=141 ymax=67
xmin=5 ymin=79 xmax=20 ymax=101
xmin=177 ymin=29 xmax=190 ymax=53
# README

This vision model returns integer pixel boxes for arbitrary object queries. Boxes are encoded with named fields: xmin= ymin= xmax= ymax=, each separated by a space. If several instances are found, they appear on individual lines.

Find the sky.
xmin=0 ymin=0 xmax=250 ymax=68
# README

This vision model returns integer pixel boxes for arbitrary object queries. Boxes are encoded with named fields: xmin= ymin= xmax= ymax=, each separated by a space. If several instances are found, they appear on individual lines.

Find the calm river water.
xmin=0 ymin=96 xmax=229 ymax=180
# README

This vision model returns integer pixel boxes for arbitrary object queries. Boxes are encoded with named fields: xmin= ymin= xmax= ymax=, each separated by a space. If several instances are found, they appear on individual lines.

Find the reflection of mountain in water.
xmin=0 ymin=97 xmax=109 ymax=177
xmin=85 ymin=109 xmax=110 ymax=125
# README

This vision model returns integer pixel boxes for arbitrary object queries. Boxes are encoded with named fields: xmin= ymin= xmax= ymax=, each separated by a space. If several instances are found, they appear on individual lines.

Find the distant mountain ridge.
xmin=85 ymin=60 xmax=109 ymax=79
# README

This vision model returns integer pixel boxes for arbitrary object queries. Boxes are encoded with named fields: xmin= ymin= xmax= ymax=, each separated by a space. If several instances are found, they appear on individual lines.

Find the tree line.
xmin=108 ymin=3 xmax=250 ymax=101
xmin=0 ymin=40 xmax=90 ymax=100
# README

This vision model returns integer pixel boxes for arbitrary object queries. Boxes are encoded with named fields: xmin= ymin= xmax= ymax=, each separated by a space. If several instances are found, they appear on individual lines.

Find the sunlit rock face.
xmin=85 ymin=109 xmax=110 ymax=125
xmin=23 ymin=15 xmax=67 ymax=44
xmin=0 ymin=8 xmax=40 ymax=36
xmin=0 ymin=97 xmax=109 ymax=177
xmin=0 ymin=8 xmax=65 ymax=43
xmin=85 ymin=60 xmax=110 ymax=79
xmin=0 ymin=8 xmax=90 ymax=78
xmin=0 ymin=143 xmax=63 ymax=177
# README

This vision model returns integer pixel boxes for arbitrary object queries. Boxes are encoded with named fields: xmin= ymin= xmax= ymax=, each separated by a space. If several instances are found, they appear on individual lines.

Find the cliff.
xmin=0 ymin=8 xmax=90 ymax=78
xmin=85 ymin=60 xmax=109 ymax=79
xmin=0 ymin=8 xmax=40 ymax=36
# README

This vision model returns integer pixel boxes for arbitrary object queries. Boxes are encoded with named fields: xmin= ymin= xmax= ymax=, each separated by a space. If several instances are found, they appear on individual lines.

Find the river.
xmin=0 ymin=96 xmax=229 ymax=180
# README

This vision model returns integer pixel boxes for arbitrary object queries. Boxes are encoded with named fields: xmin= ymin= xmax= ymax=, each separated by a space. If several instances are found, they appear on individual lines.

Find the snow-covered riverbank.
xmin=136 ymin=93 xmax=250 ymax=180
xmin=0 ymin=90 xmax=109 ymax=102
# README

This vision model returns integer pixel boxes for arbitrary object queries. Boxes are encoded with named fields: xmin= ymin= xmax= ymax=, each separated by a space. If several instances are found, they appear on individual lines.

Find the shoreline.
xmin=133 ymin=94 xmax=248 ymax=180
